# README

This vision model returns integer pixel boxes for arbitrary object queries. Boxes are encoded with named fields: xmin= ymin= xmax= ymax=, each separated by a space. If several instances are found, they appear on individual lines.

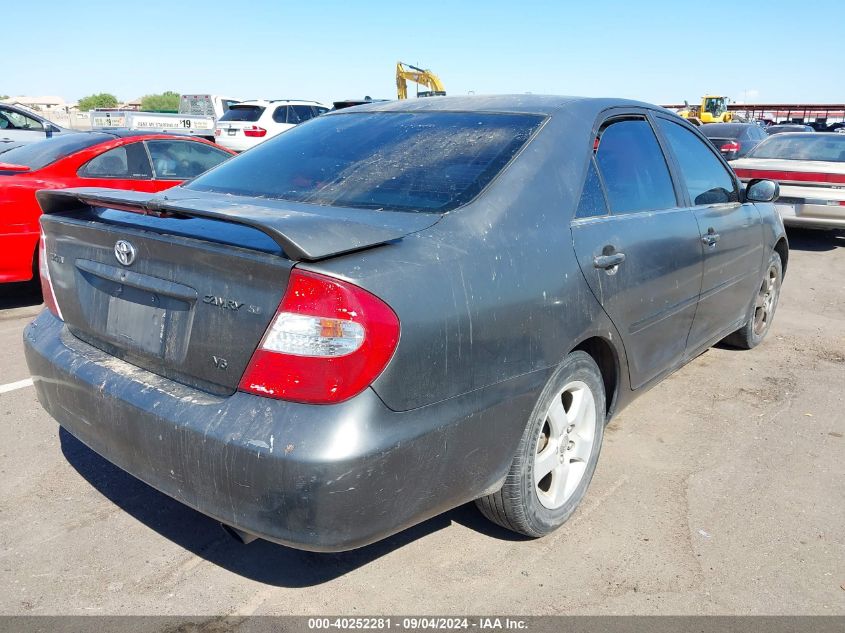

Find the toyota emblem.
xmin=114 ymin=240 xmax=136 ymax=266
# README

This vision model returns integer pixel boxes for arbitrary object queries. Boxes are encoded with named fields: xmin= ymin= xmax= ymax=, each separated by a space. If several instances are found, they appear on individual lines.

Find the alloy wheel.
xmin=534 ymin=380 xmax=597 ymax=510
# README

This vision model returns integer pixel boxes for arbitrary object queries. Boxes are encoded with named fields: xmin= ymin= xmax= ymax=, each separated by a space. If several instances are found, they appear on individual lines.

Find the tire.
xmin=476 ymin=351 xmax=606 ymax=537
xmin=724 ymin=251 xmax=783 ymax=350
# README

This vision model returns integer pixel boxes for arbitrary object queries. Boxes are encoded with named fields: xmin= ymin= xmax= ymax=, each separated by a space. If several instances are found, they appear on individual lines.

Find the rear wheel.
xmin=476 ymin=351 xmax=606 ymax=537
xmin=724 ymin=251 xmax=782 ymax=349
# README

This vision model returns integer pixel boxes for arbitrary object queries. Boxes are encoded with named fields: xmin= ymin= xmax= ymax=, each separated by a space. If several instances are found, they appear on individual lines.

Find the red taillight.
xmin=242 ymin=126 xmax=267 ymax=138
xmin=733 ymin=168 xmax=845 ymax=185
xmin=720 ymin=141 xmax=741 ymax=153
xmin=239 ymin=269 xmax=400 ymax=404
xmin=38 ymin=231 xmax=63 ymax=321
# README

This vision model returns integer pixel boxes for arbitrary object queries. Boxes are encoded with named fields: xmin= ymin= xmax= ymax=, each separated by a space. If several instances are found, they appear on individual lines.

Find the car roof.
xmin=232 ymin=99 xmax=325 ymax=107
xmin=323 ymin=94 xmax=664 ymax=117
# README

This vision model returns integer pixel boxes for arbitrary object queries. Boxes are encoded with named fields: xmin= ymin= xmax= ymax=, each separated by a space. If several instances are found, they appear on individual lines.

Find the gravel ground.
xmin=0 ymin=228 xmax=842 ymax=617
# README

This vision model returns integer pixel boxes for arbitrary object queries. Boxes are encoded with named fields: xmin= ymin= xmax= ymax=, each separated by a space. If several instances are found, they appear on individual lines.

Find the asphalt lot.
xmin=0 ymin=228 xmax=842 ymax=617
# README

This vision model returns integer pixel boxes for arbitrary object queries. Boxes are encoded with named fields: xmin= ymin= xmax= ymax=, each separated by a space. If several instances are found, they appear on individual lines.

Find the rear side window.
xmin=657 ymin=119 xmax=738 ymax=205
xmin=575 ymin=158 xmax=608 ymax=219
xmin=79 ymin=142 xmax=153 ymax=179
xmin=273 ymin=105 xmax=316 ymax=124
xmin=594 ymin=118 xmax=677 ymax=214
xmin=187 ymin=111 xmax=544 ymax=213
xmin=219 ymin=106 xmax=265 ymax=122
xmin=292 ymin=105 xmax=315 ymax=123
xmin=272 ymin=106 xmax=291 ymax=124
xmin=146 ymin=140 xmax=231 ymax=180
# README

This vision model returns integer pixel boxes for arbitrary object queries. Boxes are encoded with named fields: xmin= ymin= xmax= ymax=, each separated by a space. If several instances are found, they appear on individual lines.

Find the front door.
xmin=571 ymin=115 xmax=704 ymax=390
xmin=654 ymin=117 xmax=764 ymax=352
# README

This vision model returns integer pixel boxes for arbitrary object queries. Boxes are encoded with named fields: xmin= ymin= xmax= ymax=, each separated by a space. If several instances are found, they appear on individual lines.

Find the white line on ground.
xmin=0 ymin=378 xmax=34 ymax=394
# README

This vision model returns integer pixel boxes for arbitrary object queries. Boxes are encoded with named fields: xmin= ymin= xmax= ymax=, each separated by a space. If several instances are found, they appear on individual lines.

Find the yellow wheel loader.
xmin=678 ymin=95 xmax=733 ymax=125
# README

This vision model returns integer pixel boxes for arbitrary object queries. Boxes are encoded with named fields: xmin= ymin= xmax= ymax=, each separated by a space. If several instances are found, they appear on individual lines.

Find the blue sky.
xmin=7 ymin=0 xmax=844 ymax=106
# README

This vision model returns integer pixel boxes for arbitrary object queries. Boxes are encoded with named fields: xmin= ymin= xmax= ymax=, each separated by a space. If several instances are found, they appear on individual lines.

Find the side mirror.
xmin=745 ymin=178 xmax=779 ymax=203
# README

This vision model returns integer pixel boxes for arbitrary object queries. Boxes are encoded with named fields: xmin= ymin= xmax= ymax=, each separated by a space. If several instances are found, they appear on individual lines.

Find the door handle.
xmin=593 ymin=252 xmax=626 ymax=270
xmin=701 ymin=228 xmax=720 ymax=246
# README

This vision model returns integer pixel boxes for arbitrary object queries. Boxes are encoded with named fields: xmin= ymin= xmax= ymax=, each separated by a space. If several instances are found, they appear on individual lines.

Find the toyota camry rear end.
xmin=24 ymin=100 xmax=554 ymax=551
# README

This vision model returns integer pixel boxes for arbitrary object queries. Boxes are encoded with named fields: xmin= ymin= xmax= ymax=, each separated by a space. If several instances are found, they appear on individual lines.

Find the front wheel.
xmin=724 ymin=251 xmax=783 ymax=349
xmin=475 ymin=351 xmax=606 ymax=537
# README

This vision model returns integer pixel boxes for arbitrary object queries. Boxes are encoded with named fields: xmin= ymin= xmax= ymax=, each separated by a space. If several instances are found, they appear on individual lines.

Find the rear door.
xmin=571 ymin=113 xmax=704 ymax=389
xmin=655 ymin=116 xmax=763 ymax=352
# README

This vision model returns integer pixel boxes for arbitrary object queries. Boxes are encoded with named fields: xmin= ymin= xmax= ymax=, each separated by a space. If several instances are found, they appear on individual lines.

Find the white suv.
xmin=214 ymin=99 xmax=329 ymax=151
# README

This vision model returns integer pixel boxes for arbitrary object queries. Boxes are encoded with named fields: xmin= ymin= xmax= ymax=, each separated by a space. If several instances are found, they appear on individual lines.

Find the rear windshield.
xmin=700 ymin=124 xmax=747 ymax=139
xmin=0 ymin=133 xmax=112 ymax=170
xmin=188 ymin=111 xmax=545 ymax=212
xmin=747 ymin=134 xmax=845 ymax=162
xmin=218 ymin=106 xmax=265 ymax=122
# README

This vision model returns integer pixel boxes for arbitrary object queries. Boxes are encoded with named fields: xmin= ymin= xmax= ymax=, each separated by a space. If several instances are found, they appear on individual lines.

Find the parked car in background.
xmin=732 ymin=133 xmax=845 ymax=229
xmin=767 ymin=124 xmax=814 ymax=135
xmin=0 ymin=103 xmax=69 ymax=147
xmin=0 ymin=132 xmax=233 ymax=283
xmin=214 ymin=99 xmax=329 ymax=152
xmin=700 ymin=122 xmax=769 ymax=161
xmin=25 ymin=96 xmax=786 ymax=552
xmin=332 ymin=97 xmax=390 ymax=110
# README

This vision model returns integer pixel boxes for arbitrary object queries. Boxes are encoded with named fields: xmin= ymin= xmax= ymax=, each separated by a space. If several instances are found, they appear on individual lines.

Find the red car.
xmin=0 ymin=132 xmax=234 ymax=283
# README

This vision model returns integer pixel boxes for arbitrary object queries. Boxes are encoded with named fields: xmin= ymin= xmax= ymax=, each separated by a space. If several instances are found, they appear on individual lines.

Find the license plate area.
xmin=227 ymin=128 xmax=237 ymax=136
xmin=105 ymin=285 xmax=170 ymax=357
xmin=74 ymin=260 xmax=196 ymax=363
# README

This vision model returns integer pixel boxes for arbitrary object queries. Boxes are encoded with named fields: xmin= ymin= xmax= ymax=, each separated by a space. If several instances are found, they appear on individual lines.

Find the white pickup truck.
xmin=90 ymin=94 xmax=240 ymax=141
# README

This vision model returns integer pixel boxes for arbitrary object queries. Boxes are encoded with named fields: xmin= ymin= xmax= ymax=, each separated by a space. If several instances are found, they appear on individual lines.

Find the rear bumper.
xmin=775 ymin=201 xmax=845 ymax=229
xmin=214 ymin=134 xmax=259 ymax=153
xmin=24 ymin=311 xmax=538 ymax=551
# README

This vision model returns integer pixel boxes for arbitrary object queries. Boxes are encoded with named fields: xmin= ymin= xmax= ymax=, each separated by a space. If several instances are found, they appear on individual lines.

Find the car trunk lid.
xmin=37 ymin=187 xmax=438 ymax=395
xmin=732 ymin=158 xmax=845 ymax=189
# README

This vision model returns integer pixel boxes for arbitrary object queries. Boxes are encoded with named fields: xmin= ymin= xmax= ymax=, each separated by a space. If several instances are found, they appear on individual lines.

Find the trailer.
xmin=91 ymin=94 xmax=241 ymax=141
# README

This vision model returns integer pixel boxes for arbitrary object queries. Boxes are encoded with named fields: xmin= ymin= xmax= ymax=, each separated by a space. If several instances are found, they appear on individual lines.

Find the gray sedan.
xmin=25 ymin=96 xmax=787 ymax=551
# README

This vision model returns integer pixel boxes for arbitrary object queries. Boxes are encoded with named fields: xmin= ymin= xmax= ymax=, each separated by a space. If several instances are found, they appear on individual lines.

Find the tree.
xmin=77 ymin=93 xmax=118 ymax=111
xmin=140 ymin=91 xmax=180 ymax=112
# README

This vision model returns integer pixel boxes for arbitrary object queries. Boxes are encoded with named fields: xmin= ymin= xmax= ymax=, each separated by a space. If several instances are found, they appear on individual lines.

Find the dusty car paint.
xmin=24 ymin=96 xmax=787 ymax=551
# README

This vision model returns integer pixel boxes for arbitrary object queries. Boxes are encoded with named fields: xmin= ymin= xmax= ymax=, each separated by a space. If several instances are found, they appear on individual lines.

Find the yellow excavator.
xmin=396 ymin=62 xmax=446 ymax=99
xmin=678 ymin=95 xmax=733 ymax=125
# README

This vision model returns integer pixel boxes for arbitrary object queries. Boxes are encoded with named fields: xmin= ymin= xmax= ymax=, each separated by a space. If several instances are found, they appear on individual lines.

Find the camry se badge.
xmin=114 ymin=240 xmax=136 ymax=266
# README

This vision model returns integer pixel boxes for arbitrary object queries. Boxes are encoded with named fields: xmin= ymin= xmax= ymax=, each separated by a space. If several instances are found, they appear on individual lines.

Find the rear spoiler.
xmin=0 ymin=162 xmax=30 ymax=173
xmin=36 ymin=187 xmax=441 ymax=262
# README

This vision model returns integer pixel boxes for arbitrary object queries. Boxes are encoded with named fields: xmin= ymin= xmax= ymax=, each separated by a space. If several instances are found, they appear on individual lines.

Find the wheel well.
xmin=774 ymin=237 xmax=788 ymax=276
xmin=573 ymin=337 xmax=619 ymax=418
xmin=31 ymin=240 xmax=40 ymax=283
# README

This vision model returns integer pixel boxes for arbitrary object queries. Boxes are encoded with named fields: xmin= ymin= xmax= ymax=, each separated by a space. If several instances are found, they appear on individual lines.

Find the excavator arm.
xmin=396 ymin=62 xmax=446 ymax=99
